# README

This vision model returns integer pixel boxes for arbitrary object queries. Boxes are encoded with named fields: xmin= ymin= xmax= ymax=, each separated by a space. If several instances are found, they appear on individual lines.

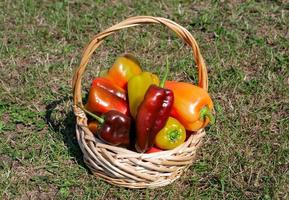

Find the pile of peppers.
xmin=81 ymin=53 xmax=215 ymax=153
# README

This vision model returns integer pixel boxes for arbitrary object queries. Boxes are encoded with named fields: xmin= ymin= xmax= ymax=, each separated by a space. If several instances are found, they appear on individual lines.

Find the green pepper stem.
xmin=168 ymin=130 xmax=181 ymax=142
xmin=77 ymin=105 xmax=105 ymax=124
xmin=160 ymin=57 xmax=169 ymax=88
xmin=200 ymin=106 xmax=215 ymax=125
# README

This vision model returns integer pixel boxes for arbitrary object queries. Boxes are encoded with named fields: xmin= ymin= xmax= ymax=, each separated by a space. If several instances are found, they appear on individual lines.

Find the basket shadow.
xmin=45 ymin=96 xmax=90 ymax=172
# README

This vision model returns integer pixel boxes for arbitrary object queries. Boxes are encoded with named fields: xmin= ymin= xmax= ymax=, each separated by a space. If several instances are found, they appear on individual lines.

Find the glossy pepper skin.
xmin=85 ymin=78 xmax=129 ymax=115
xmin=165 ymin=81 xmax=214 ymax=131
xmin=80 ymin=106 xmax=131 ymax=147
xmin=155 ymin=117 xmax=186 ymax=150
xmin=99 ymin=110 xmax=131 ymax=147
xmin=106 ymin=54 xmax=142 ymax=89
xmin=127 ymin=72 xmax=159 ymax=118
xmin=146 ymin=146 xmax=162 ymax=153
xmin=135 ymin=85 xmax=174 ymax=153
xmin=91 ymin=77 xmax=127 ymax=101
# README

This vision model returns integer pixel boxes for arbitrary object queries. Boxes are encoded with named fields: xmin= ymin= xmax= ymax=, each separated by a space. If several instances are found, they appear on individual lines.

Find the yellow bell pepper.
xmin=154 ymin=117 xmax=186 ymax=150
xmin=127 ymin=72 xmax=159 ymax=118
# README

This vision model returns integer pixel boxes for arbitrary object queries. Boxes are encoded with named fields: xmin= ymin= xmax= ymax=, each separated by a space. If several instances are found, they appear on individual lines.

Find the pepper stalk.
xmin=200 ymin=106 xmax=215 ymax=125
xmin=160 ymin=57 xmax=170 ymax=88
xmin=78 ymin=105 xmax=104 ymax=124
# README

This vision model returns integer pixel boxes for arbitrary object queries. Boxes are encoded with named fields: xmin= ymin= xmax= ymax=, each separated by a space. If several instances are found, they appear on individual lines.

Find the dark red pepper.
xmin=79 ymin=106 xmax=131 ymax=147
xmin=99 ymin=110 xmax=131 ymax=146
xmin=135 ymin=60 xmax=174 ymax=152
xmin=85 ymin=77 xmax=129 ymax=115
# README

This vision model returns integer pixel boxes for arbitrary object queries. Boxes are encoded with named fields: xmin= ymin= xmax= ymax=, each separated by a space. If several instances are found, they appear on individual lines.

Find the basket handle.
xmin=72 ymin=16 xmax=208 ymax=108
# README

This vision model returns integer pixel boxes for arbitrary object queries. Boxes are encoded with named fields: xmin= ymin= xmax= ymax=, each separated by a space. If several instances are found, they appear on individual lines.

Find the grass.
xmin=0 ymin=0 xmax=288 ymax=199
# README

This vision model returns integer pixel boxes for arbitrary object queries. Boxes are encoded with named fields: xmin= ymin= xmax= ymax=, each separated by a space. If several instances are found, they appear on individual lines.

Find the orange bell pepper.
xmin=88 ymin=120 xmax=99 ymax=135
xmin=106 ymin=54 xmax=142 ymax=89
xmin=165 ymin=81 xmax=215 ymax=131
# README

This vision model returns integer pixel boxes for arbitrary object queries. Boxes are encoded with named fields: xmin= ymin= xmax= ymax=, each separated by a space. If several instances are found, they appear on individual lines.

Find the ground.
xmin=0 ymin=0 xmax=288 ymax=199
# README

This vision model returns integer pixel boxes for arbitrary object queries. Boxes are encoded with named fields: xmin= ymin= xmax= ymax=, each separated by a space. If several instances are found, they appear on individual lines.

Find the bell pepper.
xmin=80 ymin=106 xmax=131 ymax=147
xmin=91 ymin=77 xmax=127 ymax=101
xmin=85 ymin=78 xmax=129 ymax=115
xmin=146 ymin=146 xmax=162 ymax=153
xmin=106 ymin=53 xmax=142 ymax=89
xmin=135 ymin=61 xmax=173 ymax=153
xmin=165 ymin=81 xmax=215 ymax=131
xmin=127 ymin=72 xmax=159 ymax=118
xmin=155 ymin=117 xmax=186 ymax=150
xmin=88 ymin=120 xmax=98 ymax=135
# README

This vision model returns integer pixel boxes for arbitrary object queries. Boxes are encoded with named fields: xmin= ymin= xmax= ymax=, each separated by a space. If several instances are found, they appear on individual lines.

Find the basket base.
xmin=90 ymin=165 xmax=191 ymax=189
xmin=76 ymin=121 xmax=206 ymax=189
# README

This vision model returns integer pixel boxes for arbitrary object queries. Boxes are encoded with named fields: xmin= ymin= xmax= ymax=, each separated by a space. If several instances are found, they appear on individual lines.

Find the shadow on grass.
xmin=45 ymin=96 xmax=90 ymax=171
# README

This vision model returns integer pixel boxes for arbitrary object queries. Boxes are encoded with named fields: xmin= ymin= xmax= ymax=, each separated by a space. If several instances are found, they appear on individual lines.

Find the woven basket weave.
xmin=72 ymin=16 xmax=208 ymax=189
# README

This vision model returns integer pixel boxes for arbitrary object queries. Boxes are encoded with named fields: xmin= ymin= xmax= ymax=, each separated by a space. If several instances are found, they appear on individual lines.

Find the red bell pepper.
xmin=146 ymin=146 xmax=162 ymax=153
xmin=91 ymin=77 xmax=127 ymax=101
xmin=85 ymin=77 xmax=129 ymax=115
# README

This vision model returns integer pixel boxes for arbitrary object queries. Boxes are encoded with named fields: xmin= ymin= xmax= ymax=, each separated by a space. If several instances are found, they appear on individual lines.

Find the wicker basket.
xmin=72 ymin=16 xmax=208 ymax=189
